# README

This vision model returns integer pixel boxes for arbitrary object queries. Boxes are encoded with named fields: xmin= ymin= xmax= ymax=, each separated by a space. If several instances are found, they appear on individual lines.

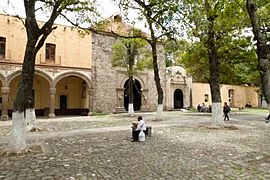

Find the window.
xmin=204 ymin=94 xmax=209 ymax=102
xmin=0 ymin=37 xmax=6 ymax=59
xmin=45 ymin=43 xmax=56 ymax=63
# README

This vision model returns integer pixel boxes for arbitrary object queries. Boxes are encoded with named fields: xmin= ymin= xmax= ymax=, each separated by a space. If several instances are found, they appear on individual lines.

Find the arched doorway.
xmin=124 ymin=79 xmax=142 ymax=111
xmin=174 ymin=89 xmax=183 ymax=109
xmin=55 ymin=76 xmax=89 ymax=115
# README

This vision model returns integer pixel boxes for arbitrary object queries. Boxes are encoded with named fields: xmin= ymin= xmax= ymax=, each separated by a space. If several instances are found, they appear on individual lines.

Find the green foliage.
xmin=253 ymin=0 xmax=270 ymax=43
xmin=112 ymin=42 xmax=129 ymax=68
xmin=180 ymin=42 xmax=210 ymax=82
xmin=176 ymin=35 xmax=260 ymax=84
xmin=112 ymin=38 xmax=151 ymax=73
xmin=116 ymin=0 xmax=182 ymax=40
xmin=170 ymin=0 xmax=261 ymax=85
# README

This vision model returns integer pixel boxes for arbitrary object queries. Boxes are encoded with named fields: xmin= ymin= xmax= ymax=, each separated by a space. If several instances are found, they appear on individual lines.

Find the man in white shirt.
xmin=132 ymin=116 xmax=146 ymax=142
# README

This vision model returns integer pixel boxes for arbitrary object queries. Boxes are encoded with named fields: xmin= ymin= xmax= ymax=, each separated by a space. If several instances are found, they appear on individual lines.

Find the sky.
xmin=0 ymin=0 xmax=121 ymax=25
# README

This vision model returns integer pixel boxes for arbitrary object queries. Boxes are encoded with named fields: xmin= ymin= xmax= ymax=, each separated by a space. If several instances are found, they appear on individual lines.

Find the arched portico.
xmin=115 ymin=75 xmax=149 ymax=112
xmin=54 ymin=71 xmax=93 ymax=116
xmin=4 ymin=70 xmax=51 ymax=118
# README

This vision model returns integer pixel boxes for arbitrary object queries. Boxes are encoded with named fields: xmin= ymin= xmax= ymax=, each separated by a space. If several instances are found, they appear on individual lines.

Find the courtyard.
xmin=0 ymin=109 xmax=270 ymax=179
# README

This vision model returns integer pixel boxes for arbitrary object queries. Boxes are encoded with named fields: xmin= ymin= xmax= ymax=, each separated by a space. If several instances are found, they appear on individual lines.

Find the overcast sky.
xmin=0 ymin=0 xmax=121 ymax=24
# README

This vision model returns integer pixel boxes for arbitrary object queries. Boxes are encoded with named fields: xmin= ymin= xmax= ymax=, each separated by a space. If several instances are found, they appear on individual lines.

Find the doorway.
xmin=174 ymin=89 xmax=183 ymax=109
xmin=124 ymin=79 xmax=142 ymax=111
xmin=60 ymin=95 xmax=67 ymax=109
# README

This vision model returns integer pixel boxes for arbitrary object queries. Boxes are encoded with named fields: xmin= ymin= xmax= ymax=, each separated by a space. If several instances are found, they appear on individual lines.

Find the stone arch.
xmin=35 ymin=69 xmax=53 ymax=87
xmin=54 ymin=71 xmax=92 ymax=89
xmin=7 ymin=70 xmax=21 ymax=85
xmin=0 ymin=73 xmax=6 ymax=86
xmin=7 ymin=69 xmax=52 ymax=86
xmin=120 ymin=75 xmax=145 ymax=90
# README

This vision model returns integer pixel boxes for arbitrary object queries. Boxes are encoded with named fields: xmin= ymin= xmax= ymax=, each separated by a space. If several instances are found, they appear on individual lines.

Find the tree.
xmin=246 ymin=0 xmax=270 ymax=114
xmin=7 ymin=0 xmax=98 ymax=153
xmin=175 ymin=33 xmax=259 ymax=85
xmin=116 ymin=0 xmax=180 ymax=120
xmin=181 ymin=0 xmax=248 ymax=126
xmin=112 ymin=38 xmax=151 ymax=116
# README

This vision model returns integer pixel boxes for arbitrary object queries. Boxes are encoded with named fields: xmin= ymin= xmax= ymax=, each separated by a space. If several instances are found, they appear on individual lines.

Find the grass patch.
xmin=90 ymin=112 xmax=108 ymax=116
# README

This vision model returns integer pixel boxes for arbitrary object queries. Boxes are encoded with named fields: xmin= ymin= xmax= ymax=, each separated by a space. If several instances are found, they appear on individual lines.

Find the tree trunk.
xmin=25 ymin=108 xmax=40 ymax=132
xmin=127 ymin=44 xmax=135 ymax=116
xmin=207 ymin=15 xmax=223 ymax=127
xmin=151 ymin=41 xmax=164 ymax=121
xmin=128 ymin=77 xmax=135 ymax=116
xmin=10 ymin=39 xmax=37 ymax=150
xmin=246 ymin=0 xmax=270 ymax=116
xmin=9 ymin=111 xmax=27 ymax=151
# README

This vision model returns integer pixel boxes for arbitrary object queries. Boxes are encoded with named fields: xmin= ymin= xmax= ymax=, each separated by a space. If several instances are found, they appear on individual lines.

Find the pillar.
xmin=115 ymin=88 xmax=126 ymax=113
xmin=88 ymin=89 xmax=94 ymax=115
xmin=1 ymin=86 xmax=9 ymax=121
xmin=141 ymin=89 xmax=149 ymax=112
xmin=49 ymin=87 xmax=56 ymax=118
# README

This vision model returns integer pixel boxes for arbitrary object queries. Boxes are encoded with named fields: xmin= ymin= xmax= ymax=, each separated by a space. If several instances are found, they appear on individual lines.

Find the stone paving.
xmin=0 ymin=110 xmax=270 ymax=179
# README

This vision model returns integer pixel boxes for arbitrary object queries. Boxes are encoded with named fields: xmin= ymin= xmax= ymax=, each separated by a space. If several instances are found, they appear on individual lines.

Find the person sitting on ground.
xmin=208 ymin=105 xmax=212 ymax=113
xmin=197 ymin=104 xmax=201 ymax=112
xmin=245 ymin=102 xmax=252 ymax=108
xmin=201 ymin=103 xmax=208 ymax=112
xmin=132 ymin=116 xmax=146 ymax=142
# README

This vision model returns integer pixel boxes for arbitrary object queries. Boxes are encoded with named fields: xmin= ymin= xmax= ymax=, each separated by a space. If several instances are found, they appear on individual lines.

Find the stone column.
xmin=141 ymin=89 xmax=149 ymax=112
xmin=49 ymin=88 xmax=56 ymax=118
xmin=115 ymin=88 xmax=126 ymax=113
xmin=88 ymin=89 xmax=94 ymax=115
xmin=1 ymin=87 xmax=10 ymax=121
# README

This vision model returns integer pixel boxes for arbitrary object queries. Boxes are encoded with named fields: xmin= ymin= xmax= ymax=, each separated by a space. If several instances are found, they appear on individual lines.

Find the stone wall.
xmin=92 ymin=32 xmax=166 ymax=113
xmin=192 ymin=83 xmax=259 ymax=108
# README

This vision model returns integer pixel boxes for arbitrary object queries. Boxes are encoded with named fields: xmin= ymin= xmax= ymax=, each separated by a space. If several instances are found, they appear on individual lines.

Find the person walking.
xmin=223 ymin=102 xmax=231 ymax=121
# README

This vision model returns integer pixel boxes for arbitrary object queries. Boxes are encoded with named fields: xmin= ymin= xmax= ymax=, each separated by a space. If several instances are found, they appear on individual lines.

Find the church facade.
xmin=0 ymin=14 xmax=259 ymax=120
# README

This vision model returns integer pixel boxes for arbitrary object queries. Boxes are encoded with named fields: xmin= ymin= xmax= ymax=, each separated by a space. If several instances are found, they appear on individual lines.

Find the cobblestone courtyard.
xmin=0 ymin=110 xmax=270 ymax=179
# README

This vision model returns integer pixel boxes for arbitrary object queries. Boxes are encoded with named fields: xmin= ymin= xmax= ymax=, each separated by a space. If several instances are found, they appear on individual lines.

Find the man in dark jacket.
xmin=223 ymin=102 xmax=231 ymax=121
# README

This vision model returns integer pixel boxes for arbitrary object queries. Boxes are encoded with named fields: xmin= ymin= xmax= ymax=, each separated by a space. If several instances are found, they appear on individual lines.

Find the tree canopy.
xmin=164 ymin=0 xmax=260 ymax=86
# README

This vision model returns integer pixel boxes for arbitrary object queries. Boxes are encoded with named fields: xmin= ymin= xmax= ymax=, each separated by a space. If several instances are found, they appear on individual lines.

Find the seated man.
xmin=132 ymin=116 xmax=146 ymax=142
xmin=201 ymin=103 xmax=208 ymax=112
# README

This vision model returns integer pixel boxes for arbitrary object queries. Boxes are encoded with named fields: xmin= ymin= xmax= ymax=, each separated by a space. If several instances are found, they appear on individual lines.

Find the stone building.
xmin=0 ymin=13 xmax=166 ymax=120
xmin=0 ymin=14 xmax=259 ymax=120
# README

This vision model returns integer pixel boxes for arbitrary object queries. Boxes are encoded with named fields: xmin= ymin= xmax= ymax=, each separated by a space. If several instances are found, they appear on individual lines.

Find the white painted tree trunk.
xmin=211 ymin=102 xmax=224 ymax=127
xmin=128 ymin=103 xmax=135 ymax=116
xmin=9 ymin=111 xmax=27 ymax=150
xmin=156 ymin=104 xmax=163 ymax=121
xmin=25 ymin=108 xmax=36 ymax=131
